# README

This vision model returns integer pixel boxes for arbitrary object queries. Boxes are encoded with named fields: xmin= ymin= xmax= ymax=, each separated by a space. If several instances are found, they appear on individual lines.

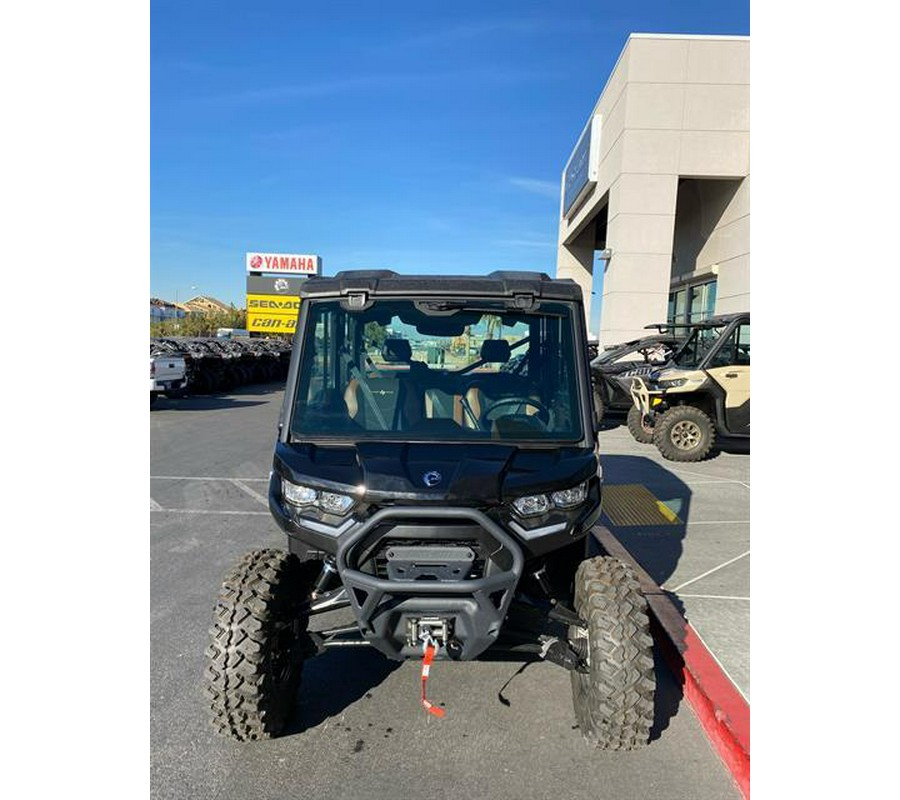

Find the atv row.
xmin=204 ymin=271 xmax=656 ymax=749
xmin=151 ymin=336 xmax=292 ymax=394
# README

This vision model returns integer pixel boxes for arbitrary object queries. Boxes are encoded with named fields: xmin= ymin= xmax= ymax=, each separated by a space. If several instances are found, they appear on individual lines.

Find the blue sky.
xmin=151 ymin=0 xmax=749 ymax=327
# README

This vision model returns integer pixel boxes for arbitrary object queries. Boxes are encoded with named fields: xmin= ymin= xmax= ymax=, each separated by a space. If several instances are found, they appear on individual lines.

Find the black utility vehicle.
xmin=205 ymin=271 xmax=655 ymax=749
xmin=590 ymin=325 xmax=686 ymax=421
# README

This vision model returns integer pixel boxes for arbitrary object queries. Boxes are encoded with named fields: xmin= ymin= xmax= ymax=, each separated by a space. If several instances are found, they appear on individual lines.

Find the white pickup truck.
xmin=150 ymin=351 xmax=187 ymax=406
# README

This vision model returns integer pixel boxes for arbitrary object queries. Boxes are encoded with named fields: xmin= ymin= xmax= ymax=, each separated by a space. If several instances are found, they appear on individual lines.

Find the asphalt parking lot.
xmin=150 ymin=385 xmax=744 ymax=800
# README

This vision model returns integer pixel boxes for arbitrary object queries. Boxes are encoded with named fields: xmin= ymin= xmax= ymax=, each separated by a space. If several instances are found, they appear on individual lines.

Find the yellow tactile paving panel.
xmin=602 ymin=483 xmax=681 ymax=526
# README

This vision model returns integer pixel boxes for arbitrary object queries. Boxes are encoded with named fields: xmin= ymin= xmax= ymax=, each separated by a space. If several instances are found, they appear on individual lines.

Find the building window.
xmin=669 ymin=288 xmax=688 ymax=325
xmin=669 ymin=279 xmax=717 ymax=325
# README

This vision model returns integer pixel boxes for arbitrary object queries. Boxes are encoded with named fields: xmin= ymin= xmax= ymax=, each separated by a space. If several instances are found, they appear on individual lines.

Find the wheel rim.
xmin=572 ymin=624 xmax=591 ymax=668
xmin=670 ymin=419 xmax=702 ymax=450
xmin=269 ymin=618 xmax=300 ymax=684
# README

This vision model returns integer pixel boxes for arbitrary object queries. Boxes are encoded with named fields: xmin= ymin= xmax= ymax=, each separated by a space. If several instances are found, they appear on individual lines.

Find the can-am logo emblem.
xmin=273 ymin=278 xmax=289 ymax=293
xmin=422 ymin=471 xmax=442 ymax=487
xmin=250 ymin=254 xmax=263 ymax=269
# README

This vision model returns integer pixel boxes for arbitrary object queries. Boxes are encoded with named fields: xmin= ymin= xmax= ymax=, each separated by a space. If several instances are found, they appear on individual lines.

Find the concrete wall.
xmin=557 ymin=34 xmax=750 ymax=345
xmin=672 ymin=177 xmax=749 ymax=285
xmin=708 ymin=176 xmax=750 ymax=314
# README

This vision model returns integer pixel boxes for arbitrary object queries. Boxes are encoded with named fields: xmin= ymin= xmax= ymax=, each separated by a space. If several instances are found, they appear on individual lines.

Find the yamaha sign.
xmin=246 ymin=252 xmax=321 ymax=276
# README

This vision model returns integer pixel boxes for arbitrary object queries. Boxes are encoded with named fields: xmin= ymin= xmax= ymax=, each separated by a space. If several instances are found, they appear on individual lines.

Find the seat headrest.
xmin=382 ymin=338 xmax=412 ymax=362
xmin=480 ymin=339 xmax=511 ymax=363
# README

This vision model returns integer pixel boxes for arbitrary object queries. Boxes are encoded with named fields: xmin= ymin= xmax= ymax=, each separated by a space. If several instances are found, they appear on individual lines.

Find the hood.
xmin=273 ymin=441 xmax=597 ymax=505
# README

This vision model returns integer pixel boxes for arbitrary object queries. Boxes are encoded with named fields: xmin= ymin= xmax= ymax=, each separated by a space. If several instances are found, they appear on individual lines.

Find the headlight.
xmin=282 ymin=481 xmax=317 ymax=506
xmin=658 ymin=378 xmax=687 ymax=388
xmin=512 ymin=494 xmax=550 ymax=517
xmin=511 ymin=481 xmax=589 ymax=517
xmin=318 ymin=490 xmax=355 ymax=515
xmin=550 ymin=481 xmax=588 ymax=509
xmin=282 ymin=479 xmax=355 ymax=516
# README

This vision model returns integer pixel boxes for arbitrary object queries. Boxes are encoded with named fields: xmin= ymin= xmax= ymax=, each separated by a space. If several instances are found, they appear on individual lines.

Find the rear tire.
xmin=569 ymin=556 xmax=655 ymax=750
xmin=653 ymin=405 xmax=715 ymax=462
xmin=626 ymin=405 xmax=654 ymax=444
xmin=205 ymin=549 xmax=312 ymax=741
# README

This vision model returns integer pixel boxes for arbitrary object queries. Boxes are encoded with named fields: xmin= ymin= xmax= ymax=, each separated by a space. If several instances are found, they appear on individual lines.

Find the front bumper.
xmin=151 ymin=378 xmax=186 ymax=393
xmin=333 ymin=506 xmax=524 ymax=661
xmin=630 ymin=376 xmax=667 ymax=416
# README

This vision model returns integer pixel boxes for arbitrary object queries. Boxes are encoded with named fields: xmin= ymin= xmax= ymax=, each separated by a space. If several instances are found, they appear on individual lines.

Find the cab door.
xmin=706 ymin=323 xmax=750 ymax=434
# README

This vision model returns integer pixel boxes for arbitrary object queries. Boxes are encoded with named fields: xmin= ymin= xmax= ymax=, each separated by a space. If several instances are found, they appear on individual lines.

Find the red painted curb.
xmin=593 ymin=526 xmax=750 ymax=799
xmin=671 ymin=623 xmax=750 ymax=798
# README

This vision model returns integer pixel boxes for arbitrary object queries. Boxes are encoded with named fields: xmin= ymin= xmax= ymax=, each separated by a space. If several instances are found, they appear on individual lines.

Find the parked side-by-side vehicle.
xmin=628 ymin=312 xmax=750 ymax=461
xmin=590 ymin=324 xmax=689 ymax=422
xmin=204 ymin=271 xmax=656 ymax=750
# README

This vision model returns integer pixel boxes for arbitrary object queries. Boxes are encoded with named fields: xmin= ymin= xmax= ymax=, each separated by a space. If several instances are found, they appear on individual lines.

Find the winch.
xmin=406 ymin=616 xmax=451 ymax=648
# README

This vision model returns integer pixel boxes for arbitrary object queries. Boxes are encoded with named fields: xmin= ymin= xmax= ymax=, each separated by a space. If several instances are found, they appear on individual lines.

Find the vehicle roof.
xmin=298 ymin=270 xmax=584 ymax=302
xmin=643 ymin=322 xmax=697 ymax=330
xmin=599 ymin=332 xmax=681 ymax=352
xmin=693 ymin=312 xmax=749 ymax=327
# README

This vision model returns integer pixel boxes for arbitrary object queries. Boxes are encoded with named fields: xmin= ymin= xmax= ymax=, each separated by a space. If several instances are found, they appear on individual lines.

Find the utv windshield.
xmin=289 ymin=299 xmax=584 ymax=442
xmin=593 ymin=338 xmax=676 ymax=367
xmin=670 ymin=323 xmax=728 ymax=369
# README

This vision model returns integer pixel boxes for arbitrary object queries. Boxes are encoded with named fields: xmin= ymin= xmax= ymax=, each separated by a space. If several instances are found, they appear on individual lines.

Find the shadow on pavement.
xmin=709 ymin=436 xmax=750 ymax=457
xmin=151 ymin=381 xmax=286 ymax=412
xmin=600 ymin=413 xmax=750 ymax=460
xmin=284 ymin=646 xmax=401 ymax=734
xmin=151 ymin=396 xmax=269 ymax=411
xmin=597 ymin=454 xmax=694 ymax=743
xmin=649 ymin=642 xmax=684 ymax=742
xmin=599 ymin=454 xmax=691 ymax=588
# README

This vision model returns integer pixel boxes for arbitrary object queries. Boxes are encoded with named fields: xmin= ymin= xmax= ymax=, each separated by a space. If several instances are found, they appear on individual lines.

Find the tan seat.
xmin=424 ymin=389 xmax=465 ymax=425
xmin=344 ymin=379 xmax=361 ymax=419
xmin=342 ymin=376 xmax=400 ymax=429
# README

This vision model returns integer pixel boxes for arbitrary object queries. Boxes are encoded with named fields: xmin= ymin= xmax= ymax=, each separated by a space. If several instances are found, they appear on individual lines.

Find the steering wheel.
xmin=480 ymin=396 xmax=552 ymax=428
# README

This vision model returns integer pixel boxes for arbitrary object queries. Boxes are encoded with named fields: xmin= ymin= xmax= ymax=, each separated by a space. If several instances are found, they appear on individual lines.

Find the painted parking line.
xmin=150 ymin=508 xmax=269 ymax=516
xmin=150 ymin=497 xmax=162 ymax=511
xmin=677 ymin=594 xmax=750 ymax=601
xmin=150 ymin=475 xmax=269 ymax=482
xmin=667 ymin=550 xmax=751 ymax=592
xmin=230 ymin=479 xmax=269 ymax=506
xmin=658 ymin=465 xmax=749 ymax=484
xmin=673 ymin=479 xmax=749 ymax=486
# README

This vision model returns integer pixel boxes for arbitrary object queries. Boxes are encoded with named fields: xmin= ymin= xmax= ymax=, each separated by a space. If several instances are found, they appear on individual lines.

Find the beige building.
xmin=556 ymin=34 xmax=749 ymax=344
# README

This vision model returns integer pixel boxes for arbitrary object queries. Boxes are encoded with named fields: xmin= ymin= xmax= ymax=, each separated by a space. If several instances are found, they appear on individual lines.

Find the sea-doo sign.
xmin=246 ymin=252 xmax=321 ymax=276
xmin=563 ymin=115 xmax=603 ymax=217
xmin=246 ymin=293 xmax=301 ymax=333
